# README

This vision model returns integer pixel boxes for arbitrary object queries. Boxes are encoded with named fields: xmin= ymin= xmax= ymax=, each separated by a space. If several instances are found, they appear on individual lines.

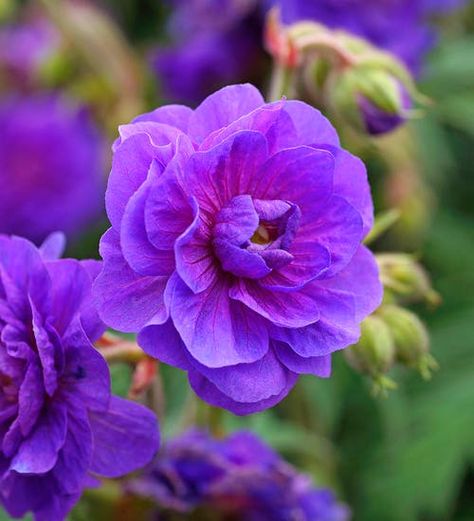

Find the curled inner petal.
xmin=212 ymin=195 xmax=301 ymax=279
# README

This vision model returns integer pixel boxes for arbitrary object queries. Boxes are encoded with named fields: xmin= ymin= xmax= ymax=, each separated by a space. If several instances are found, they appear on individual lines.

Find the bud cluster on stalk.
xmin=265 ymin=8 xmax=427 ymax=136
xmin=345 ymin=254 xmax=439 ymax=396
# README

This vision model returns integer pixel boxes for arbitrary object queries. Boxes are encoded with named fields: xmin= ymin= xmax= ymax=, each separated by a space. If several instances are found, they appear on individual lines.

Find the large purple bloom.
xmin=94 ymin=84 xmax=382 ymax=415
xmin=129 ymin=429 xmax=350 ymax=521
xmin=0 ymin=234 xmax=159 ymax=521
xmin=0 ymin=95 xmax=105 ymax=244
xmin=278 ymin=0 xmax=467 ymax=74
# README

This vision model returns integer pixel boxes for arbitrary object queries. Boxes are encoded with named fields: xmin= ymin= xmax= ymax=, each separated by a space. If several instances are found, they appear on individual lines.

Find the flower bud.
xmin=330 ymin=64 xmax=412 ymax=136
xmin=346 ymin=315 xmax=395 ymax=375
xmin=380 ymin=305 xmax=438 ymax=379
xmin=376 ymin=253 xmax=440 ymax=305
xmin=345 ymin=315 xmax=396 ymax=394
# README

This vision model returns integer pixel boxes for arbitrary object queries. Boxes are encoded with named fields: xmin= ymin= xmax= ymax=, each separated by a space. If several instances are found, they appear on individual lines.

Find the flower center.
xmin=251 ymin=224 xmax=271 ymax=245
xmin=213 ymin=195 xmax=301 ymax=280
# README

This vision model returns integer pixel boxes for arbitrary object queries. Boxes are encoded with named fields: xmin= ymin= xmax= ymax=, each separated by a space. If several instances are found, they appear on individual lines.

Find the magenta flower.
xmin=0 ymin=234 xmax=159 ymax=521
xmin=94 ymin=84 xmax=382 ymax=415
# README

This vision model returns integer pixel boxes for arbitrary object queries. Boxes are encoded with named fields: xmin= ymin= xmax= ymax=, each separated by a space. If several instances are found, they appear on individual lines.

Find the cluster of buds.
xmin=345 ymin=255 xmax=439 ymax=396
xmin=265 ymin=8 xmax=426 ymax=136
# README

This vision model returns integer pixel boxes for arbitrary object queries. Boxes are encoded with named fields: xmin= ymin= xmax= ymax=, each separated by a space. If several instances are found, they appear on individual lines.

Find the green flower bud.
xmin=329 ymin=63 xmax=412 ymax=136
xmin=376 ymin=253 xmax=440 ymax=306
xmin=380 ymin=305 xmax=438 ymax=380
xmin=345 ymin=315 xmax=397 ymax=395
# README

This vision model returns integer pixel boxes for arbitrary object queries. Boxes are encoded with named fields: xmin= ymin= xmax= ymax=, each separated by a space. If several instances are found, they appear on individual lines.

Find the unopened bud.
xmin=330 ymin=64 xmax=412 ymax=136
xmin=380 ymin=305 xmax=438 ymax=380
xmin=345 ymin=315 xmax=396 ymax=381
xmin=376 ymin=253 xmax=440 ymax=306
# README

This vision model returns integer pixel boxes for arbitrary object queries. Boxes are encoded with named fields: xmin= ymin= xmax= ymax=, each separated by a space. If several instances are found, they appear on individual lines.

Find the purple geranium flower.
xmin=277 ymin=0 xmax=467 ymax=74
xmin=129 ymin=429 xmax=350 ymax=521
xmin=151 ymin=0 xmax=265 ymax=105
xmin=0 ymin=95 xmax=105 ymax=244
xmin=94 ymin=84 xmax=382 ymax=415
xmin=0 ymin=233 xmax=159 ymax=521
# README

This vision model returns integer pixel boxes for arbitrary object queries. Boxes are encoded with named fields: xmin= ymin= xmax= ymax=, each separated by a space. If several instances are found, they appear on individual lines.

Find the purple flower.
xmin=129 ymin=429 xmax=350 ymax=521
xmin=0 ymin=95 xmax=105 ymax=244
xmin=277 ymin=0 xmax=466 ymax=74
xmin=151 ymin=0 xmax=265 ymax=105
xmin=0 ymin=233 xmax=159 ymax=521
xmin=94 ymin=84 xmax=382 ymax=415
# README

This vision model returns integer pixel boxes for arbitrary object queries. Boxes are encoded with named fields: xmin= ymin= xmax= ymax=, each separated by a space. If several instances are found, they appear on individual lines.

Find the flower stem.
xmin=364 ymin=209 xmax=401 ymax=245
xmin=268 ymin=62 xmax=295 ymax=101
xmin=96 ymin=332 xmax=145 ymax=364
xmin=196 ymin=399 xmax=225 ymax=438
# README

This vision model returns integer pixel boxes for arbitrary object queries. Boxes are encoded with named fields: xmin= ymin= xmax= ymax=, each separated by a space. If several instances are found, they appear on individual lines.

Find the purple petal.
xmin=117 ymin=121 xmax=187 ymax=148
xmin=301 ymin=195 xmax=364 ymax=278
xmin=180 ymin=130 xmax=269 ymax=213
xmin=174 ymin=198 xmax=217 ymax=293
xmin=332 ymin=149 xmax=374 ymax=236
xmin=189 ymin=84 xmax=264 ymax=144
xmin=251 ymin=146 xmax=334 ymax=222
xmin=214 ymin=194 xmax=259 ymax=244
xmin=201 ymin=99 xmax=339 ymax=155
xmin=229 ymin=279 xmax=321 ymax=328
xmin=270 ymin=289 xmax=358 ymax=357
xmin=274 ymin=341 xmax=332 ymax=377
xmin=281 ymin=100 xmax=340 ymax=148
xmin=133 ymin=104 xmax=193 ymax=134
xmin=188 ymin=371 xmax=298 ymax=416
xmin=45 ymin=259 xmax=91 ymax=336
xmin=30 ymin=297 xmax=60 ymax=396
xmin=270 ymin=246 xmax=382 ymax=357
xmin=200 ymin=100 xmax=287 ymax=152
xmin=77 ymin=259 xmax=105 ymax=342
xmin=259 ymin=241 xmax=331 ymax=292
xmin=0 ymin=235 xmax=50 ymax=318
xmin=52 ymin=402 xmax=92 ymax=494
xmin=121 ymin=163 xmax=175 ymax=277
xmin=93 ymin=228 xmax=168 ymax=332
xmin=138 ymin=319 xmax=192 ymax=371
xmin=17 ymin=360 xmax=45 ymax=436
xmin=39 ymin=232 xmax=66 ymax=260
xmin=317 ymin=245 xmax=382 ymax=321
xmin=10 ymin=401 xmax=67 ymax=474
xmin=106 ymin=132 xmax=162 ymax=229
xmin=188 ymin=349 xmax=288 ymax=403
xmin=62 ymin=323 xmax=111 ymax=412
xmin=88 ymin=396 xmax=159 ymax=478
xmin=0 ymin=473 xmax=54 ymax=520
xmin=214 ymin=240 xmax=272 ymax=279
xmin=145 ymin=142 xmax=195 ymax=250
xmin=169 ymin=275 xmax=269 ymax=367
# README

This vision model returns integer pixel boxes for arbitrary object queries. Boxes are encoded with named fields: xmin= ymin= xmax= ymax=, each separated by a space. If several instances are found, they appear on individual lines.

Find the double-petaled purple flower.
xmin=277 ymin=0 xmax=467 ymax=74
xmin=0 ymin=233 xmax=159 ymax=521
xmin=0 ymin=95 xmax=104 ymax=244
xmin=94 ymin=84 xmax=382 ymax=415
xmin=129 ymin=429 xmax=350 ymax=521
